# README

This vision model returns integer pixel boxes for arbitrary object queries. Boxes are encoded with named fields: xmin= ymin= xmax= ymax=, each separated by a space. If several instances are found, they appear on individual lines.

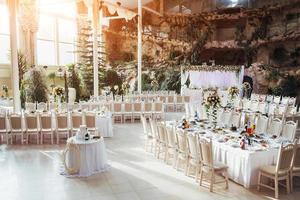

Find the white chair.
xmin=251 ymin=93 xmax=259 ymax=101
xmin=268 ymin=103 xmax=277 ymax=116
xmin=184 ymin=96 xmax=190 ymax=104
xmin=290 ymin=142 xmax=300 ymax=192
xmin=149 ymin=118 xmax=159 ymax=156
xmin=175 ymin=96 xmax=185 ymax=112
xmin=85 ymin=112 xmax=97 ymax=134
xmin=242 ymin=98 xmax=251 ymax=110
xmin=165 ymin=125 xmax=177 ymax=167
xmin=258 ymin=142 xmax=295 ymax=199
xmin=71 ymin=112 xmax=83 ymax=136
xmin=166 ymin=96 xmax=175 ymax=112
xmin=281 ymin=97 xmax=289 ymax=105
xmin=156 ymin=122 xmax=168 ymax=161
xmin=56 ymin=113 xmax=70 ymax=144
xmin=0 ymin=114 xmax=11 ymax=144
xmin=123 ymin=103 xmax=133 ymax=123
xmin=40 ymin=113 xmax=54 ymax=144
xmin=277 ymin=104 xmax=287 ymax=116
xmin=25 ymin=102 xmax=36 ymax=113
xmin=256 ymin=115 xmax=269 ymax=134
xmin=9 ymin=113 xmax=25 ymax=144
xmin=153 ymin=102 xmax=164 ymax=120
xmin=288 ymin=97 xmax=296 ymax=106
xmin=37 ymin=102 xmax=47 ymax=112
xmin=282 ymin=121 xmax=298 ymax=141
xmin=258 ymin=102 xmax=266 ymax=114
xmin=175 ymin=129 xmax=188 ymax=174
xmin=112 ymin=103 xmax=123 ymax=123
xmin=198 ymin=137 xmax=228 ymax=192
xmin=141 ymin=115 xmax=154 ymax=152
xmin=25 ymin=113 xmax=39 ymax=144
xmin=273 ymin=96 xmax=281 ymax=104
xmin=186 ymin=133 xmax=201 ymax=180
xmin=132 ymin=102 xmax=142 ymax=122
xmin=250 ymin=100 xmax=259 ymax=112
xmin=267 ymin=118 xmax=283 ymax=137
xmin=229 ymin=111 xmax=241 ymax=128
xmin=266 ymin=95 xmax=273 ymax=102
xmin=143 ymin=102 xmax=153 ymax=119
xmin=219 ymin=110 xmax=232 ymax=128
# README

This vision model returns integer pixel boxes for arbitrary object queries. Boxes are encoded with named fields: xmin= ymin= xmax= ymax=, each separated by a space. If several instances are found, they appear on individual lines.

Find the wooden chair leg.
xmin=275 ymin=177 xmax=279 ymax=199
xmin=225 ymin=170 xmax=229 ymax=189
xmin=210 ymin=172 xmax=214 ymax=192
xmin=290 ymin=172 xmax=294 ymax=193
xmin=286 ymin=175 xmax=290 ymax=194
xmin=199 ymin=170 xmax=203 ymax=186
xmin=257 ymin=171 xmax=261 ymax=191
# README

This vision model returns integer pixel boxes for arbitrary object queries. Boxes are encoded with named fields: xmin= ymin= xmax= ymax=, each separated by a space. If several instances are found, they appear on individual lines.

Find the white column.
xmin=92 ymin=0 xmax=99 ymax=97
xmin=137 ymin=0 xmax=142 ymax=94
xmin=8 ymin=0 xmax=21 ymax=113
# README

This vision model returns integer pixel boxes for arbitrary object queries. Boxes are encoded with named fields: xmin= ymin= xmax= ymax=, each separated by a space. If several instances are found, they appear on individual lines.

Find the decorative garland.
xmin=182 ymin=65 xmax=241 ymax=72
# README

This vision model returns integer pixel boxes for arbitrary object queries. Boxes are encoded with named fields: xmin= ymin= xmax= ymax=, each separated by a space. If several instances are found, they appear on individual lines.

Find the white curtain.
xmin=189 ymin=70 xmax=239 ymax=89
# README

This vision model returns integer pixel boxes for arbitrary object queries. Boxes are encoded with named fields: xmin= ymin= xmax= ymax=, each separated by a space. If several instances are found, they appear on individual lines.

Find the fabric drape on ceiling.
xmin=18 ymin=0 xmax=39 ymax=66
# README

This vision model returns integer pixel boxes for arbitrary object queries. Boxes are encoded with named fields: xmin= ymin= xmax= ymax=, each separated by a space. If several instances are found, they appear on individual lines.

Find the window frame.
xmin=37 ymin=12 xmax=77 ymax=67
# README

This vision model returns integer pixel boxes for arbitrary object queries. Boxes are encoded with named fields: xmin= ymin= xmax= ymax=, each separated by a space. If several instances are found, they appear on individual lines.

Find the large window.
xmin=0 ymin=4 xmax=10 ymax=64
xmin=37 ymin=1 xmax=77 ymax=66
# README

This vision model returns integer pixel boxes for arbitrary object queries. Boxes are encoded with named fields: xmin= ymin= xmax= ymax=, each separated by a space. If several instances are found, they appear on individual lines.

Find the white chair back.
xmin=267 ymin=118 xmax=282 ymax=136
xmin=256 ymin=115 xmax=269 ymax=134
xmin=282 ymin=120 xmax=298 ymax=141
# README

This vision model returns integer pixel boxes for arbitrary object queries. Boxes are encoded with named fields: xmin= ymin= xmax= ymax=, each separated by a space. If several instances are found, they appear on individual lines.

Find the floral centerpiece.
xmin=242 ymin=82 xmax=252 ymax=99
xmin=204 ymin=92 xmax=221 ymax=128
xmin=228 ymin=86 xmax=239 ymax=99
xmin=2 ymin=85 xmax=8 ymax=98
xmin=53 ymin=86 xmax=64 ymax=102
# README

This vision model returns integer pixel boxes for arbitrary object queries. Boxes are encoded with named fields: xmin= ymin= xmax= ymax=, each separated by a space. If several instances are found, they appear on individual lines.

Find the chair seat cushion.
xmin=260 ymin=165 xmax=288 ymax=176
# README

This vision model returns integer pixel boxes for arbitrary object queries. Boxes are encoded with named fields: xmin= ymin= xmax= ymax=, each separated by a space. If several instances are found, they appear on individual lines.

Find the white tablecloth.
xmin=95 ymin=115 xmax=113 ymax=137
xmin=63 ymin=136 xmax=109 ymax=177
xmin=212 ymin=140 xmax=278 ymax=188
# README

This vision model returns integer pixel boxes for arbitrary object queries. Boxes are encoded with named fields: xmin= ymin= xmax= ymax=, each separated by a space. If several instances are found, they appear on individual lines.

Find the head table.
xmin=165 ymin=121 xmax=289 ymax=188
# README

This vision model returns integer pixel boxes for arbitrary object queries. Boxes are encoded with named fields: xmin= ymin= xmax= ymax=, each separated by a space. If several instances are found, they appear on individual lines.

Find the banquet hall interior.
xmin=1 ymin=0 xmax=300 ymax=200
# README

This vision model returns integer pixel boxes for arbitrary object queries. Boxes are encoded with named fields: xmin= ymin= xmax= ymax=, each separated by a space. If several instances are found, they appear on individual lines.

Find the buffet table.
xmin=62 ymin=136 xmax=109 ymax=177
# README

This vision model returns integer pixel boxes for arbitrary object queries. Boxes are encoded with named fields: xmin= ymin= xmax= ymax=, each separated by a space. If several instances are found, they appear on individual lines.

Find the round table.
xmin=62 ymin=136 xmax=109 ymax=177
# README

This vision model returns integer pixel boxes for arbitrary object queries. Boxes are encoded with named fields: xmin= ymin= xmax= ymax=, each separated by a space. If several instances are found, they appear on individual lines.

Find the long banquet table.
xmin=166 ymin=121 xmax=283 ymax=188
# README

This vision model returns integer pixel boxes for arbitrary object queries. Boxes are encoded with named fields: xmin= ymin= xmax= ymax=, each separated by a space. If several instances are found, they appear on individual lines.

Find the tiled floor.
xmin=0 ymin=123 xmax=299 ymax=200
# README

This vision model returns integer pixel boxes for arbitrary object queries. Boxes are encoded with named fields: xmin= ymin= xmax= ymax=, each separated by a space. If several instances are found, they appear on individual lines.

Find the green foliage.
xmin=18 ymin=52 xmax=28 ymax=108
xmin=141 ymin=73 xmax=152 ymax=91
xmin=269 ymin=86 xmax=283 ymax=96
xmin=280 ymin=76 xmax=300 ymax=97
xmin=160 ymin=69 xmax=181 ymax=94
xmin=269 ymin=76 xmax=300 ymax=97
xmin=267 ymin=69 xmax=281 ymax=81
xmin=25 ymin=67 xmax=48 ymax=103
xmin=103 ymin=70 xmax=122 ymax=94
xmin=67 ymin=64 xmax=81 ymax=102
xmin=272 ymin=46 xmax=288 ymax=63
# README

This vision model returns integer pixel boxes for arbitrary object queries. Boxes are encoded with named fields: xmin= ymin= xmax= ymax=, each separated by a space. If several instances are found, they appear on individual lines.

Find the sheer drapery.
xmin=189 ymin=70 xmax=239 ymax=89
xmin=18 ymin=0 xmax=39 ymax=66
